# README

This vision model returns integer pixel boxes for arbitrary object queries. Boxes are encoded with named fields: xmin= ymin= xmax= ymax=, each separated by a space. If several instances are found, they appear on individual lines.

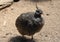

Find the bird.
xmin=13 ymin=0 xmax=20 ymax=2
xmin=15 ymin=5 xmax=44 ymax=39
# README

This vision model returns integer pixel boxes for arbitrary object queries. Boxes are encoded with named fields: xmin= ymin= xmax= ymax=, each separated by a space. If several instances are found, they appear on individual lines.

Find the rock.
xmin=0 ymin=0 xmax=13 ymax=10
xmin=0 ymin=0 xmax=13 ymax=5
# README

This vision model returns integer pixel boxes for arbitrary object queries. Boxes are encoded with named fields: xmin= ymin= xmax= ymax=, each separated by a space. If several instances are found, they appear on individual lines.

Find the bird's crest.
xmin=35 ymin=3 xmax=43 ymax=15
xmin=36 ymin=3 xmax=39 ymax=10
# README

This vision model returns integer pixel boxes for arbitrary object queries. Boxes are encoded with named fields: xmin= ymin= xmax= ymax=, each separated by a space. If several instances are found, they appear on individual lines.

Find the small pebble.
xmin=11 ymin=8 xmax=14 ymax=10
xmin=6 ymin=33 xmax=12 ymax=35
xmin=46 ymin=14 xmax=50 ymax=16
xmin=45 ymin=35 xmax=48 ymax=37
xmin=2 ymin=36 xmax=6 ymax=38
xmin=3 ymin=21 xmax=6 ymax=27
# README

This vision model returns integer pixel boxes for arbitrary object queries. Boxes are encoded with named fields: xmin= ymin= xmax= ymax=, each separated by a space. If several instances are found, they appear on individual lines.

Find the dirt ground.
xmin=0 ymin=0 xmax=60 ymax=42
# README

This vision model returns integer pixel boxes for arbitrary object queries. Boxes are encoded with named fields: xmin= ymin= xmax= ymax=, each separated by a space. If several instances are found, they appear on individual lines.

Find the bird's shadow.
xmin=24 ymin=0 xmax=51 ymax=2
xmin=8 ymin=36 xmax=35 ymax=42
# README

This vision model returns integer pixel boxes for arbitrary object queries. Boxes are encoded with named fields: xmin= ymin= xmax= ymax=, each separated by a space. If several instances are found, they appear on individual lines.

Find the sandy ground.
xmin=0 ymin=0 xmax=60 ymax=42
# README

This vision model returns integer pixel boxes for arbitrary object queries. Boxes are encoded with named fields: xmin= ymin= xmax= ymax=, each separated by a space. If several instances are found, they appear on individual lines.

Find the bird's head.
xmin=35 ymin=9 xmax=43 ymax=15
xmin=34 ymin=4 xmax=43 ymax=18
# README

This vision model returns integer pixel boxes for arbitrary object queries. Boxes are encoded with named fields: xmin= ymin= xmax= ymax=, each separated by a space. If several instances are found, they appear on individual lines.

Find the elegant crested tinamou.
xmin=15 ymin=5 xmax=44 ymax=39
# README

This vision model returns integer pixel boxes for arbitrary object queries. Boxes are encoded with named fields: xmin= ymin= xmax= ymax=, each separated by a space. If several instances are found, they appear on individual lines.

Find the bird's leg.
xmin=31 ymin=35 xmax=33 ymax=39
